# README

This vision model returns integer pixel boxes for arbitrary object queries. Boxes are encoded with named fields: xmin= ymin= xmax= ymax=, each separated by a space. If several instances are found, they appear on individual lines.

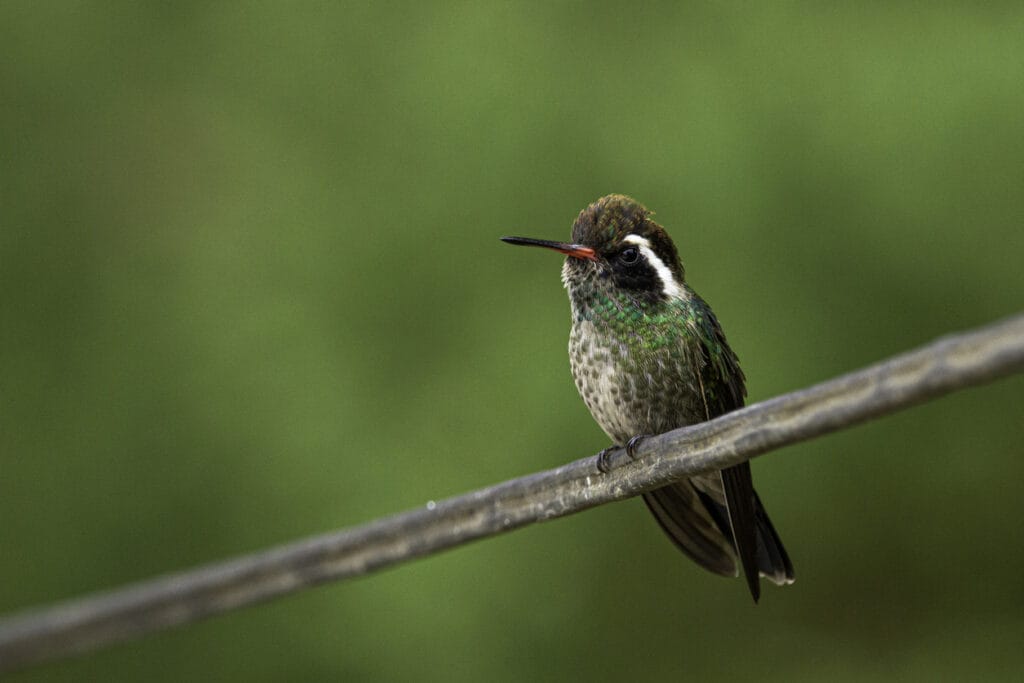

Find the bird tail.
xmin=642 ymin=482 xmax=794 ymax=592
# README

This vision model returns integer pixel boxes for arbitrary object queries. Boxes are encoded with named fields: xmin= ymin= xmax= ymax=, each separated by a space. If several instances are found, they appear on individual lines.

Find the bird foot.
xmin=596 ymin=435 xmax=650 ymax=473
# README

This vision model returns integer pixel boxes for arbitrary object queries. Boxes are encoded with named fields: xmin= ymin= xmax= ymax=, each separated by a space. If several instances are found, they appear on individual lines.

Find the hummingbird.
xmin=502 ymin=194 xmax=794 ymax=602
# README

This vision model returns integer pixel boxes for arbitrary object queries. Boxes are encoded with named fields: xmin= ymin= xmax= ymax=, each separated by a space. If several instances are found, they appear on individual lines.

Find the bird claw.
xmin=596 ymin=446 xmax=618 ymax=474
xmin=626 ymin=434 xmax=648 ymax=460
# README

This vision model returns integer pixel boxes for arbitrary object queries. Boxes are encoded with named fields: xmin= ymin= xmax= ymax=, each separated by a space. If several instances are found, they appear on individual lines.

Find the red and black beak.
xmin=500 ymin=236 xmax=598 ymax=261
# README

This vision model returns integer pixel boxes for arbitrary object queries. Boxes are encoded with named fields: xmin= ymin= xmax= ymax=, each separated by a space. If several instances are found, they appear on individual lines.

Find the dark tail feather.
xmin=753 ymin=490 xmax=794 ymax=585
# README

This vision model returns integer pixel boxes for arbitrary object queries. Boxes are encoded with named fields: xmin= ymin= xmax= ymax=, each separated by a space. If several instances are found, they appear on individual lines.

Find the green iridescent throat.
xmin=572 ymin=286 xmax=709 ymax=352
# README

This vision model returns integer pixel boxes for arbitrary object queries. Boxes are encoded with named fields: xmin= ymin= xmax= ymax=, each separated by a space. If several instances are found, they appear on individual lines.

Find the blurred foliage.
xmin=2 ymin=2 xmax=1023 ymax=681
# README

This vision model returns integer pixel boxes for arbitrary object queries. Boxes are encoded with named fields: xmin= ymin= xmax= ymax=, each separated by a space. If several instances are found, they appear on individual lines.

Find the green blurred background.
xmin=2 ymin=2 xmax=1023 ymax=681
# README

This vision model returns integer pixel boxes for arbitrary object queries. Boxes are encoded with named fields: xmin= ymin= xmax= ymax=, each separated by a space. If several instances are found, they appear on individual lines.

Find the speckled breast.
xmin=568 ymin=318 xmax=705 ymax=446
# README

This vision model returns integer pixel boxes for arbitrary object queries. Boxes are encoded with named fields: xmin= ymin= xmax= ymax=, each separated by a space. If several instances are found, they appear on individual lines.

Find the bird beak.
xmin=500 ymin=236 xmax=598 ymax=261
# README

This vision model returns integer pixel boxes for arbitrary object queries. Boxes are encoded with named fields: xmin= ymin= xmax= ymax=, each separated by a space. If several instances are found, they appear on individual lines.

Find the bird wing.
xmin=646 ymin=296 xmax=792 ymax=597
xmin=719 ymin=462 xmax=761 ymax=600
xmin=690 ymin=298 xmax=763 ymax=600
xmin=642 ymin=483 xmax=738 ymax=577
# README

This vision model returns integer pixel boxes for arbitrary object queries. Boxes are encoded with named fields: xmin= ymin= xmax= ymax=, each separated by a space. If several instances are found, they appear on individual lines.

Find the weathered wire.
xmin=1 ymin=312 xmax=1022 ymax=674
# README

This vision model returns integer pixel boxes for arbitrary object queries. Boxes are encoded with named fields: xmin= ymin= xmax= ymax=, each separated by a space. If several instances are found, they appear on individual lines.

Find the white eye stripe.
xmin=622 ymin=234 xmax=683 ymax=298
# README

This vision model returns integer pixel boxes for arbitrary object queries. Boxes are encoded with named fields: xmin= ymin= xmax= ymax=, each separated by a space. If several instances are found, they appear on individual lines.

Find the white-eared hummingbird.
xmin=503 ymin=194 xmax=793 ymax=602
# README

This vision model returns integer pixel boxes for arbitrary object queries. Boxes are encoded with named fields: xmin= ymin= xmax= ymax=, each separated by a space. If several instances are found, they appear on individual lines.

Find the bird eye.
xmin=619 ymin=247 xmax=640 ymax=265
